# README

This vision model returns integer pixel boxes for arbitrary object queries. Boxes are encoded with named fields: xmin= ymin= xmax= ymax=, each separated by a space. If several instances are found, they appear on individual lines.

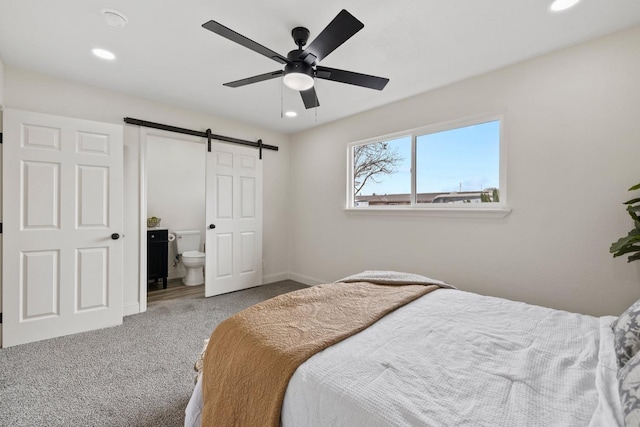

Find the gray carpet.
xmin=0 ymin=280 xmax=306 ymax=426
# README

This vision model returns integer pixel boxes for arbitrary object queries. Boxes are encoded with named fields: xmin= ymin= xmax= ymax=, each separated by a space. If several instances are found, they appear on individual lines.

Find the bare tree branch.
xmin=353 ymin=142 xmax=403 ymax=196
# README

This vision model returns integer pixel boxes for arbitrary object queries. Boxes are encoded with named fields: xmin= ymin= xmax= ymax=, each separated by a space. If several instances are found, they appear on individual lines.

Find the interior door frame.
xmin=138 ymin=127 xmax=205 ymax=312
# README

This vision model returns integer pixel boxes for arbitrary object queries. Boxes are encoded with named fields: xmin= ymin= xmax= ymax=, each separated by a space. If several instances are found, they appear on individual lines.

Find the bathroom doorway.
xmin=141 ymin=129 xmax=206 ymax=307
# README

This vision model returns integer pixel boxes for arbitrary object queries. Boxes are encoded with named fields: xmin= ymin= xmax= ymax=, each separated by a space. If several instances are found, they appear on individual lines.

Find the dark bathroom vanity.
xmin=147 ymin=228 xmax=168 ymax=289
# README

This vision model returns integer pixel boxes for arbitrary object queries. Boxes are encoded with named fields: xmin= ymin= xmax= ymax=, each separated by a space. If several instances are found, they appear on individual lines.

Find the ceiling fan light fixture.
xmin=283 ymin=62 xmax=314 ymax=91
xmin=283 ymin=73 xmax=314 ymax=91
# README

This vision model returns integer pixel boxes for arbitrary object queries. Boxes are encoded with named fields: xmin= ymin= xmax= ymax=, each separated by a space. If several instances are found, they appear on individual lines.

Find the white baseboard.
xmin=287 ymin=272 xmax=326 ymax=287
xmin=262 ymin=271 xmax=328 ymax=286
xmin=123 ymin=302 xmax=141 ymax=317
xmin=262 ymin=272 xmax=291 ymax=285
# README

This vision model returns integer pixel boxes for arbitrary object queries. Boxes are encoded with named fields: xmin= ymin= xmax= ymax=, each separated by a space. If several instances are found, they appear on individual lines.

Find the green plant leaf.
xmin=611 ymin=183 xmax=640 ymax=263
xmin=613 ymin=245 xmax=640 ymax=257
xmin=624 ymin=197 xmax=640 ymax=205
xmin=610 ymin=231 xmax=640 ymax=253
xmin=613 ymin=246 xmax=640 ymax=257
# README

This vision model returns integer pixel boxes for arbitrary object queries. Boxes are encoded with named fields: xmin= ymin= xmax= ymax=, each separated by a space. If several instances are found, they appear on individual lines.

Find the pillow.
xmin=619 ymin=351 xmax=640 ymax=426
xmin=612 ymin=299 xmax=640 ymax=369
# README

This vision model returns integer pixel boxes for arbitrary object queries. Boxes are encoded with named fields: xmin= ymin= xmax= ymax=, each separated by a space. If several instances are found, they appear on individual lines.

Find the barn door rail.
xmin=123 ymin=117 xmax=278 ymax=157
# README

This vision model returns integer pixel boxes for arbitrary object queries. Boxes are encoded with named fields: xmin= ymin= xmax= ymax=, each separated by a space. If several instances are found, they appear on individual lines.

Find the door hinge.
xmin=0 ymin=132 xmax=3 ymax=144
xmin=0 ymin=223 xmax=2 ymax=233
xmin=0 ymin=312 xmax=3 ymax=323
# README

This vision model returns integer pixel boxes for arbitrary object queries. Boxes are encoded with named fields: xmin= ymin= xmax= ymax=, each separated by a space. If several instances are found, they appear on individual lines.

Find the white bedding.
xmin=186 ymin=289 xmax=622 ymax=426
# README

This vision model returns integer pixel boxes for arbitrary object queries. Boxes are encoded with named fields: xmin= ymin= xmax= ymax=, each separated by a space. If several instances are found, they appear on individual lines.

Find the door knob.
xmin=209 ymin=224 xmax=216 ymax=229
xmin=111 ymin=233 xmax=120 ymax=240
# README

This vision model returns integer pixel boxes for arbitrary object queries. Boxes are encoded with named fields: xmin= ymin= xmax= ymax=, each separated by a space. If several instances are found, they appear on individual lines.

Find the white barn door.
xmin=205 ymin=141 xmax=262 ymax=297
xmin=2 ymin=109 xmax=123 ymax=347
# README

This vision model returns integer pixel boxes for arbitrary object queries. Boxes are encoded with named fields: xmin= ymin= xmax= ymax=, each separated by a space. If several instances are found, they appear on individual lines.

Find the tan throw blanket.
xmin=202 ymin=273 xmax=447 ymax=427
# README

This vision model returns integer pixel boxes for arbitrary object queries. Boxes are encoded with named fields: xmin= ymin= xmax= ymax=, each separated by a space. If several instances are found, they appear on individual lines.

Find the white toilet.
xmin=175 ymin=230 xmax=205 ymax=286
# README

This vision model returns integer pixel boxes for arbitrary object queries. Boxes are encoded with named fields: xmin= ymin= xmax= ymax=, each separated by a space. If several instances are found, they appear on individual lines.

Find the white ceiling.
xmin=1 ymin=1 xmax=639 ymax=134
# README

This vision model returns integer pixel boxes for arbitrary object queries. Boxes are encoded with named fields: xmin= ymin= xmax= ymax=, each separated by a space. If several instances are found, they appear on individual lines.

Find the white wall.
xmin=3 ymin=26 xmax=639 ymax=320
xmin=0 ymin=53 xmax=3 ymax=335
xmin=3 ymin=68 xmax=292 ymax=315
xmin=0 ymin=52 xmax=5 ymax=107
xmin=288 ymin=25 xmax=640 ymax=317
xmin=146 ymin=134 xmax=206 ymax=280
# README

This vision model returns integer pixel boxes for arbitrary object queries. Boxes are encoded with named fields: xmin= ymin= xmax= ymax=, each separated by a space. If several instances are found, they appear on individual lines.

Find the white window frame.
xmin=346 ymin=114 xmax=511 ymax=219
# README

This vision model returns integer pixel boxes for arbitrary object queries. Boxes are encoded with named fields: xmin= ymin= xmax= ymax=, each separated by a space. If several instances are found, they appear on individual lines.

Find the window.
xmin=348 ymin=116 xmax=506 ymax=213
xmin=353 ymin=136 xmax=411 ymax=206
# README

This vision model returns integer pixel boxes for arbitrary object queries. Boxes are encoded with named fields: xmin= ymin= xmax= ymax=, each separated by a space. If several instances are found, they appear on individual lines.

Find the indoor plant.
xmin=611 ymin=183 xmax=640 ymax=262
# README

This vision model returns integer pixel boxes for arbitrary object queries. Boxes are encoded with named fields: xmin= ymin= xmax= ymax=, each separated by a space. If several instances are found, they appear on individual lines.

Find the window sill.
xmin=344 ymin=206 xmax=512 ymax=219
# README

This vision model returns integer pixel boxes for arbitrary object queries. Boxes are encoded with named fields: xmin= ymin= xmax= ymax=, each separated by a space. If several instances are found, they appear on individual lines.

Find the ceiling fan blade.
xmin=202 ymin=20 xmax=289 ymax=65
xmin=299 ymin=10 xmax=364 ymax=65
xmin=300 ymin=87 xmax=320 ymax=109
xmin=315 ymin=66 xmax=389 ymax=90
xmin=223 ymin=70 xmax=284 ymax=88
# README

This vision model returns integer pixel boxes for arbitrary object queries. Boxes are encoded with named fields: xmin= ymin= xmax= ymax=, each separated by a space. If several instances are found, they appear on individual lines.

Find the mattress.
xmin=186 ymin=289 xmax=623 ymax=426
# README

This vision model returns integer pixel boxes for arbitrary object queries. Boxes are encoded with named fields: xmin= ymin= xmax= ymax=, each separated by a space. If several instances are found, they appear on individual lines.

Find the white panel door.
xmin=2 ymin=109 xmax=123 ymax=347
xmin=205 ymin=141 xmax=262 ymax=297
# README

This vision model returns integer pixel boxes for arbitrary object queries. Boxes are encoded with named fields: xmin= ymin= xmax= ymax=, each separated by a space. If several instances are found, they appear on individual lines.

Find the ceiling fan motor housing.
xmin=287 ymin=49 xmax=304 ymax=62
xmin=285 ymin=49 xmax=315 ymax=79
xmin=285 ymin=61 xmax=314 ymax=76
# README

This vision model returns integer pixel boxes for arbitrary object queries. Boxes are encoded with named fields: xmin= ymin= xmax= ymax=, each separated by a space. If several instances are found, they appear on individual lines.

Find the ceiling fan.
xmin=202 ymin=9 xmax=389 ymax=109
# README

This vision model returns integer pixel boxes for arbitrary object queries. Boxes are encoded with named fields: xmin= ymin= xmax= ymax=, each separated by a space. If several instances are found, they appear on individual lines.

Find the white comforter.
xmin=186 ymin=289 xmax=623 ymax=426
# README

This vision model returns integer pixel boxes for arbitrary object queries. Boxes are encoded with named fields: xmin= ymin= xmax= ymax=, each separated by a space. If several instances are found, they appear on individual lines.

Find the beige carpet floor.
xmin=0 ymin=280 xmax=305 ymax=426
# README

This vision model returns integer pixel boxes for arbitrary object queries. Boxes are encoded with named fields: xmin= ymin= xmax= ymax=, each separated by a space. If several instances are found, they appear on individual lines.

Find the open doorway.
xmin=138 ymin=124 xmax=265 ymax=311
xmin=140 ymin=128 xmax=206 ymax=309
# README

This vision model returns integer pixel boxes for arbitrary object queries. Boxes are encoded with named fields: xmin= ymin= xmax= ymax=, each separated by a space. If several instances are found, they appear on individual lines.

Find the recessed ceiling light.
xmin=549 ymin=0 xmax=581 ymax=12
xmin=285 ymin=111 xmax=297 ymax=118
xmin=92 ymin=48 xmax=116 ymax=61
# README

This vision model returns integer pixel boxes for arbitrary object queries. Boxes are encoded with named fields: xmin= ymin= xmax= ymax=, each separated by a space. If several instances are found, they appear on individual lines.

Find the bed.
xmin=185 ymin=271 xmax=640 ymax=427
